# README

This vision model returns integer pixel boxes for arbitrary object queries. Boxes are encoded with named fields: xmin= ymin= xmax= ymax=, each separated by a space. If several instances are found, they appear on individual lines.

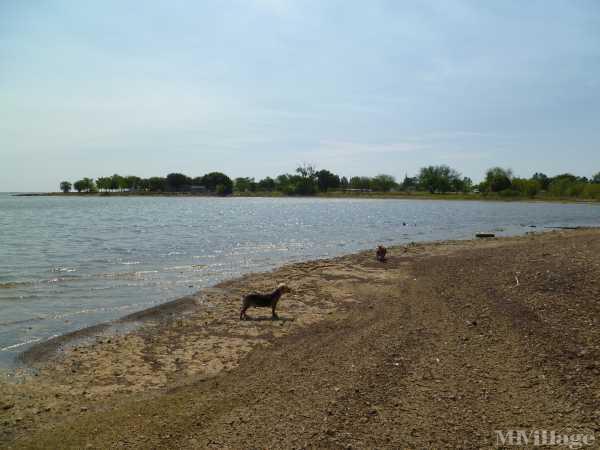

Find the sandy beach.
xmin=2 ymin=228 xmax=600 ymax=448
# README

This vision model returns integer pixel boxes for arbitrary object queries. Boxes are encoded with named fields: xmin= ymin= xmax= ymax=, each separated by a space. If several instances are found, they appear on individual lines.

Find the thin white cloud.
xmin=304 ymin=140 xmax=424 ymax=158
xmin=431 ymin=150 xmax=492 ymax=161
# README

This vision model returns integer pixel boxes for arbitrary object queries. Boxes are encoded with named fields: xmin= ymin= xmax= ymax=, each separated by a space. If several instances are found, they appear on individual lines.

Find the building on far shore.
xmin=171 ymin=185 xmax=207 ymax=193
xmin=343 ymin=188 xmax=372 ymax=193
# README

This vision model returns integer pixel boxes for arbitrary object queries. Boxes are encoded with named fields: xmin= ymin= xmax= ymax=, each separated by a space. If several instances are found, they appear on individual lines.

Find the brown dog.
xmin=376 ymin=245 xmax=387 ymax=262
xmin=240 ymin=283 xmax=291 ymax=320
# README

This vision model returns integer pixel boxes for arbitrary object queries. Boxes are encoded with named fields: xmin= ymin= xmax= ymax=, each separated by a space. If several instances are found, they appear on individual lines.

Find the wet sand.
xmin=2 ymin=229 xmax=600 ymax=448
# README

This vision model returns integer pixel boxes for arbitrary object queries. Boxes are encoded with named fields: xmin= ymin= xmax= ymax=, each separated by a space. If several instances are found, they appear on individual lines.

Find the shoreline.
xmin=17 ymin=295 xmax=200 ymax=367
xmin=2 ymin=227 xmax=594 ymax=369
xmin=9 ymin=226 xmax=580 ymax=369
xmin=11 ymin=191 xmax=600 ymax=203
xmin=2 ymin=228 xmax=600 ymax=447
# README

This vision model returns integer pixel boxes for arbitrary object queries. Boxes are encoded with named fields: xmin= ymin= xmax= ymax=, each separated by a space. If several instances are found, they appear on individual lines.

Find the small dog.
xmin=240 ymin=283 xmax=292 ymax=320
xmin=376 ymin=245 xmax=387 ymax=262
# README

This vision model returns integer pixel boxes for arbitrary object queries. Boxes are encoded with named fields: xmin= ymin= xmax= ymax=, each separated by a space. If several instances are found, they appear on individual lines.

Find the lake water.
xmin=1 ymin=193 xmax=599 ymax=367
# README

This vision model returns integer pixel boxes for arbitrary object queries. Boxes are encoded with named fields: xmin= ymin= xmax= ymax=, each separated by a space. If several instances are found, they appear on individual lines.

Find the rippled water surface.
xmin=1 ymin=193 xmax=599 ymax=366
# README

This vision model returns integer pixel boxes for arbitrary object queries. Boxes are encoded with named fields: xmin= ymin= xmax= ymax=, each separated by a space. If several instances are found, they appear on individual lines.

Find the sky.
xmin=1 ymin=0 xmax=599 ymax=191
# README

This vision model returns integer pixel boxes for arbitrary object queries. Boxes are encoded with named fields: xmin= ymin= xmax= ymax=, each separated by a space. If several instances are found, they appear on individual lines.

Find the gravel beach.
xmin=2 ymin=228 xmax=600 ymax=448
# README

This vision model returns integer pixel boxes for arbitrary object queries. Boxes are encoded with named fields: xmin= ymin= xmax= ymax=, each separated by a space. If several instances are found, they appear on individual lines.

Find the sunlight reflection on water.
xmin=1 ymin=194 xmax=599 ymax=366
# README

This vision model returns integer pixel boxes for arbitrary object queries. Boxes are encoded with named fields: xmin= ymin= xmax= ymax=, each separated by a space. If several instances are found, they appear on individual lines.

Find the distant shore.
xmin=3 ymin=228 xmax=600 ymax=448
xmin=12 ymin=191 xmax=600 ymax=203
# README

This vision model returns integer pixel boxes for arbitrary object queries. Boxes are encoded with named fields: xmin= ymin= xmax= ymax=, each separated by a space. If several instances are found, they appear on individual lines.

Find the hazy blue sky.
xmin=1 ymin=0 xmax=599 ymax=191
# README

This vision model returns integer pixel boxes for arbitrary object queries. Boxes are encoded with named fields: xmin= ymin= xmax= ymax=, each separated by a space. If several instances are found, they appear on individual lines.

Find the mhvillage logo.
xmin=494 ymin=427 xmax=595 ymax=449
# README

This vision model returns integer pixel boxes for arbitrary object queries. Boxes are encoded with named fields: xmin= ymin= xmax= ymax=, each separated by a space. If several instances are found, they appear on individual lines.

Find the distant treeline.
xmin=59 ymin=165 xmax=600 ymax=200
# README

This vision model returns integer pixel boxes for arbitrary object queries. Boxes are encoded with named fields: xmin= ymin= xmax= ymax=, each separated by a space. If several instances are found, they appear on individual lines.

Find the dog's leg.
xmin=240 ymin=305 xmax=249 ymax=320
xmin=240 ymin=296 xmax=250 ymax=320
xmin=271 ymin=303 xmax=279 ymax=320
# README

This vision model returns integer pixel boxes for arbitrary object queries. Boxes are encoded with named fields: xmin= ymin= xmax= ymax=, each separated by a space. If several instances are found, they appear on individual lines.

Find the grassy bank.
xmin=15 ymin=190 xmax=600 ymax=203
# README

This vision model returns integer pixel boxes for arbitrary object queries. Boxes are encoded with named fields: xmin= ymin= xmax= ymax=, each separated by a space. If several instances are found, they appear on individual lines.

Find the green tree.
xmin=293 ymin=164 xmax=318 ymax=195
xmin=192 ymin=176 xmax=212 ymax=188
xmin=548 ymin=174 xmax=588 ymax=197
xmin=275 ymin=174 xmax=293 ymax=193
xmin=234 ymin=177 xmax=257 ymax=192
xmin=59 ymin=181 xmax=72 ymax=193
xmin=548 ymin=174 xmax=578 ymax=197
xmin=453 ymin=176 xmax=473 ymax=193
xmin=202 ymin=172 xmax=233 ymax=194
xmin=418 ymin=166 xmax=438 ymax=193
xmin=592 ymin=172 xmax=600 ymax=184
xmin=138 ymin=178 xmax=151 ymax=191
xmin=296 ymin=163 xmax=317 ymax=180
xmin=401 ymin=175 xmax=418 ymax=191
xmin=584 ymin=184 xmax=600 ymax=199
xmin=418 ymin=165 xmax=461 ymax=193
xmin=273 ymin=170 xmax=318 ymax=195
xmin=257 ymin=177 xmax=276 ymax=191
xmin=148 ymin=177 xmax=166 ymax=192
xmin=124 ymin=176 xmax=141 ymax=191
xmin=215 ymin=184 xmax=229 ymax=196
xmin=109 ymin=174 xmax=125 ymax=191
xmin=96 ymin=177 xmax=111 ymax=192
xmin=532 ymin=172 xmax=550 ymax=190
xmin=484 ymin=167 xmax=513 ymax=193
xmin=73 ymin=178 xmax=96 ymax=193
xmin=349 ymin=176 xmax=371 ymax=190
xmin=512 ymin=178 xmax=541 ymax=197
xmin=550 ymin=173 xmax=578 ymax=184
xmin=85 ymin=178 xmax=96 ymax=192
xmin=370 ymin=174 xmax=397 ymax=192
xmin=316 ymin=169 xmax=340 ymax=192
xmin=166 ymin=173 xmax=192 ymax=191
xmin=293 ymin=177 xmax=317 ymax=195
